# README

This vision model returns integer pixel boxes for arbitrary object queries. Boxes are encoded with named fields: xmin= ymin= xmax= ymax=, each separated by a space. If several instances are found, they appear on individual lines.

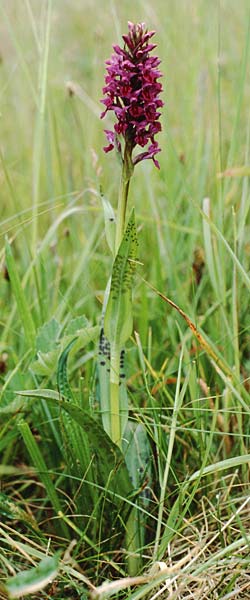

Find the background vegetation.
xmin=0 ymin=1 xmax=250 ymax=598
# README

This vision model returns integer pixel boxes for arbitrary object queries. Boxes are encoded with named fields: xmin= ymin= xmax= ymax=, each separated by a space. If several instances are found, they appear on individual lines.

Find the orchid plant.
xmin=98 ymin=22 xmax=163 ymax=574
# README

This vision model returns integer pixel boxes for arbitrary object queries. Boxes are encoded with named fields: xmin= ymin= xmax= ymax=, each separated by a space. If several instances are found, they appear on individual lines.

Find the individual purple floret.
xmin=101 ymin=22 xmax=163 ymax=169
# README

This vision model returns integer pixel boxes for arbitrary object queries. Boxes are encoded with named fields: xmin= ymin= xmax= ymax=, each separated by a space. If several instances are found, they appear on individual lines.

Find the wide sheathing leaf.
xmin=104 ymin=209 xmax=138 ymax=350
xmin=122 ymin=420 xmax=153 ymax=574
xmin=123 ymin=421 xmax=152 ymax=506
xmin=98 ymin=329 xmax=128 ymax=439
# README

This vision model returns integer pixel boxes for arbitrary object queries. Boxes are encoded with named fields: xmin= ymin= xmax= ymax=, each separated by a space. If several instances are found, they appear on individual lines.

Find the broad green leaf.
xmin=32 ymin=348 xmax=59 ymax=377
xmin=98 ymin=323 xmax=128 ymax=439
xmin=67 ymin=326 xmax=99 ymax=355
xmin=36 ymin=318 xmax=61 ymax=352
xmin=104 ymin=209 xmax=138 ymax=350
xmin=5 ymin=553 xmax=60 ymax=598
xmin=123 ymin=420 xmax=153 ymax=575
xmin=32 ymin=326 xmax=99 ymax=378
xmin=123 ymin=421 xmax=152 ymax=506
xmin=64 ymin=315 xmax=89 ymax=335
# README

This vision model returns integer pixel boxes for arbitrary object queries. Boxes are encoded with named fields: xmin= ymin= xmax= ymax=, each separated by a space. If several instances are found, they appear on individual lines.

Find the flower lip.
xmin=101 ymin=21 xmax=163 ymax=168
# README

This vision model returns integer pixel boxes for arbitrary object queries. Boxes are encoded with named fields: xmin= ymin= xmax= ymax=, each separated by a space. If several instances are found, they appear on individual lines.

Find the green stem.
xmin=115 ymin=139 xmax=134 ymax=255
xmin=110 ymin=345 xmax=121 ymax=448
xmin=115 ymin=177 xmax=130 ymax=254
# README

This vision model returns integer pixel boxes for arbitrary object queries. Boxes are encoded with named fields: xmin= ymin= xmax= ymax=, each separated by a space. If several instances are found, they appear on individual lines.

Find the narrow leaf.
xmin=143 ymin=279 xmax=250 ymax=414
xmin=17 ymin=388 xmax=61 ymax=400
xmin=18 ymin=420 xmax=69 ymax=539
xmin=5 ymin=240 xmax=36 ymax=350
xmin=5 ymin=553 xmax=60 ymax=598
xmin=36 ymin=318 xmax=60 ymax=352
xmin=57 ymin=338 xmax=77 ymax=400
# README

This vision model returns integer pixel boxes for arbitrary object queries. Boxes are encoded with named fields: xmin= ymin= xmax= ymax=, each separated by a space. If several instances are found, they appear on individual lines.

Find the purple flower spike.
xmin=101 ymin=22 xmax=163 ymax=170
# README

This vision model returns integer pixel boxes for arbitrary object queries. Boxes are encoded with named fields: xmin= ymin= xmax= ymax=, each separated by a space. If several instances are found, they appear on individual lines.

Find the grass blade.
xmin=153 ymin=342 xmax=189 ymax=561
xmin=18 ymin=420 xmax=69 ymax=539
xmin=32 ymin=0 xmax=52 ymax=251
xmin=5 ymin=239 xmax=36 ymax=351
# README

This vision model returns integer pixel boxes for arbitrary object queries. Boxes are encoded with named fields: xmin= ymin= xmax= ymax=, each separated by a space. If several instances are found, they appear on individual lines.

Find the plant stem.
xmin=115 ymin=176 xmax=130 ymax=255
xmin=110 ymin=345 xmax=121 ymax=448
xmin=115 ymin=139 xmax=134 ymax=255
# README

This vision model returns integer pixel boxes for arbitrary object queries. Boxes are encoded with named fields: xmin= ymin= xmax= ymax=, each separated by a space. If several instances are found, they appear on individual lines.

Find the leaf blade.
xmin=5 ymin=240 xmax=36 ymax=350
xmin=104 ymin=209 xmax=138 ymax=350
xmin=5 ymin=554 xmax=60 ymax=598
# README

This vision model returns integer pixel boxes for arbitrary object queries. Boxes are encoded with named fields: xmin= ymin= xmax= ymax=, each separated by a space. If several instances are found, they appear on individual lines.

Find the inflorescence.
xmin=101 ymin=22 xmax=163 ymax=169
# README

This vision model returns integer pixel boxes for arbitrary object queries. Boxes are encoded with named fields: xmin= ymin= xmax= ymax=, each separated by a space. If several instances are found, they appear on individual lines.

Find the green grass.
xmin=1 ymin=1 xmax=250 ymax=598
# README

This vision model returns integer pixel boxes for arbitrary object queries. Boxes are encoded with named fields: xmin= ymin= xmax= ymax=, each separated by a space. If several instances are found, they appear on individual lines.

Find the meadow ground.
xmin=0 ymin=1 xmax=250 ymax=598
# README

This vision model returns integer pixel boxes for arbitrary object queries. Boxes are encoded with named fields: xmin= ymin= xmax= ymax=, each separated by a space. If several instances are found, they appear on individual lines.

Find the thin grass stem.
xmin=153 ymin=343 xmax=187 ymax=561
